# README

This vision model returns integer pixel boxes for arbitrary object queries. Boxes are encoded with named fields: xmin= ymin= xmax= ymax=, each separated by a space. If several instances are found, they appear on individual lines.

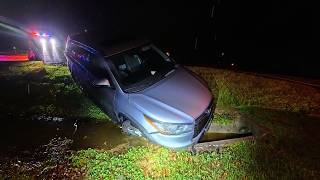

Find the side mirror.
xmin=92 ymin=78 xmax=111 ymax=88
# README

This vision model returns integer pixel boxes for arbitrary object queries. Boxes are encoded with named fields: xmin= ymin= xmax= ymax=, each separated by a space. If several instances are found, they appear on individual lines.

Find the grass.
xmin=70 ymin=66 xmax=320 ymax=179
xmin=71 ymin=143 xmax=253 ymax=179
xmin=189 ymin=67 xmax=320 ymax=113
xmin=0 ymin=61 xmax=108 ymax=120
xmin=213 ymin=112 xmax=234 ymax=125
xmin=1 ymin=62 xmax=320 ymax=179
xmin=239 ymin=107 xmax=320 ymax=179
xmin=71 ymin=108 xmax=320 ymax=179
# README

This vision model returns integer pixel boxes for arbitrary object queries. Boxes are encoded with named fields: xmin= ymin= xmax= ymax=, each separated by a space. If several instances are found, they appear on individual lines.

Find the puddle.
xmin=0 ymin=114 xmax=145 ymax=153
xmin=0 ymin=105 xmax=261 ymax=154
xmin=199 ymin=132 xmax=252 ymax=143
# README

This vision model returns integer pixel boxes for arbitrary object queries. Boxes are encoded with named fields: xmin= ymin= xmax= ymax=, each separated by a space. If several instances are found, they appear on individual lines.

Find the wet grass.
xmin=71 ymin=108 xmax=320 ymax=179
xmin=1 ymin=63 xmax=320 ymax=179
xmin=71 ymin=142 xmax=253 ymax=179
xmin=239 ymin=107 xmax=320 ymax=179
xmin=70 ymin=67 xmax=320 ymax=179
xmin=0 ymin=61 xmax=108 ymax=121
xmin=189 ymin=67 xmax=320 ymax=113
xmin=213 ymin=109 xmax=235 ymax=125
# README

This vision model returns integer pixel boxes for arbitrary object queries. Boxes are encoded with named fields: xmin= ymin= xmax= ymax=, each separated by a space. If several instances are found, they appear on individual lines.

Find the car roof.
xmin=68 ymin=32 xmax=150 ymax=57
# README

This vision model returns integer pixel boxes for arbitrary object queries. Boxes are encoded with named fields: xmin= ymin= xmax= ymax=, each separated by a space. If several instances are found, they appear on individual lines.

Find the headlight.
xmin=40 ymin=38 xmax=46 ymax=45
xmin=50 ymin=38 xmax=56 ymax=45
xmin=144 ymin=115 xmax=193 ymax=135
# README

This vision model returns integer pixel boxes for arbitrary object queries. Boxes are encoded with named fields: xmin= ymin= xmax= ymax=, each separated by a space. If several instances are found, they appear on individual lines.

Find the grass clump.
xmin=0 ymin=61 xmax=44 ymax=78
xmin=0 ymin=62 xmax=109 ymax=121
xmin=44 ymin=64 xmax=72 ymax=82
xmin=43 ymin=64 xmax=108 ymax=120
xmin=74 ymin=138 xmax=319 ymax=179
xmin=71 ymin=143 xmax=254 ymax=179
xmin=81 ymin=101 xmax=110 ymax=120
xmin=213 ymin=112 xmax=234 ymax=125
xmin=9 ymin=61 xmax=44 ymax=74
xmin=44 ymin=64 xmax=70 ymax=77
xmin=72 ymin=148 xmax=145 ymax=179
xmin=238 ymin=107 xmax=320 ymax=179
xmin=72 ymin=122 xmax=320 ymax=180
xmin=189 ymin=67 xmax=320 ymax=113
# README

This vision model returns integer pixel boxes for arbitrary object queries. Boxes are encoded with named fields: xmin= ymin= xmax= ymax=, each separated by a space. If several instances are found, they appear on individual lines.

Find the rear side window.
xmin=88 ymin=53 xmax=114 ymax=87
xmin=88 ymin=54 xmax=105 ymax=77
xmin=67 ymin=42 xmax=90 ymax=65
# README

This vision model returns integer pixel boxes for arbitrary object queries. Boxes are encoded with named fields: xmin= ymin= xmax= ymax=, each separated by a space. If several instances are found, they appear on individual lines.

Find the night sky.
xmin=0 ymin=0 xmax=315 ymax=77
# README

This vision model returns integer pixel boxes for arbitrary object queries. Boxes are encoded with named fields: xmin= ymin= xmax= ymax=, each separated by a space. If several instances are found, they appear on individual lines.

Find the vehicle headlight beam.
xmin=50 ymin=38 xmax=56 ymax=46
xmin=40 ymin=38 xmax=46 ymax=46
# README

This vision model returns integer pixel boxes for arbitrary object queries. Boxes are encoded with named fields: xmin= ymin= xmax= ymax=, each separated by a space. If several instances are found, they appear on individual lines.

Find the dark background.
xmin=0 ymin=0 xmax=316 ymax=77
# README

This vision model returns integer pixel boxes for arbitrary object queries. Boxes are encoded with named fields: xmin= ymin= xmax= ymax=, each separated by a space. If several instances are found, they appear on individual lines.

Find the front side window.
xmin=108 ymin=44 xmax=176 ymax=92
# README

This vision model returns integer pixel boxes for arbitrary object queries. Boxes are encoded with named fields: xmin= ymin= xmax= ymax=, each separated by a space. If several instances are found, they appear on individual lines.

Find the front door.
xmin=86 ymin=54 xmax=117 ymax=121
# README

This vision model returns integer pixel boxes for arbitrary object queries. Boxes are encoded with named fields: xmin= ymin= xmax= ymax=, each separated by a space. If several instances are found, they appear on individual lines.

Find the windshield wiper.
xmin=125 ymin=77 xmax=157 ymax=92
xmin=125 ymin=68 xmax=176 ymax=93
xmin=164 ymin=69 xmax=175 ymax=77
xmin=126 ymin=72 xmax=166 ymax=93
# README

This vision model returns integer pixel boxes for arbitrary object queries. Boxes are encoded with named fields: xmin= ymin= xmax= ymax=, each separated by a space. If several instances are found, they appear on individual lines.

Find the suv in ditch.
xmin=64 ymin=33 xmax=216 ymax=148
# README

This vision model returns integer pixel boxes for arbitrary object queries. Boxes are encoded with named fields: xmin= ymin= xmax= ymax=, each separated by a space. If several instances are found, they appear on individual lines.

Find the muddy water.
xmin=0 ymin=114 xmax=253 ymax=152
xmin=0 ymin=115 xmax=145 ymax=153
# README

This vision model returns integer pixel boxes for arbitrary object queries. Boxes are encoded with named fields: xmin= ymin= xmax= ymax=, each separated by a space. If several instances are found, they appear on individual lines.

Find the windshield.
xmin=108 ymin=44 xmax=176 ymax=92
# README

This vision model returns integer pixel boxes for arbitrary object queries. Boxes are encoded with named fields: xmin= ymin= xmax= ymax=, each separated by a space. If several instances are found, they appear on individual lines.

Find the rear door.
xmin=66 ymin=42 xmax=90 ymax=90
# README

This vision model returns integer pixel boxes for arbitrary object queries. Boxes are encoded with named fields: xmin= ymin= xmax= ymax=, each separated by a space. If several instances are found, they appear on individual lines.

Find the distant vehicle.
xmin=0 ymin=38 xmax=32 ymax=61
xmin=29 ymin=31 xmax=58 ymax=60
xmin=30 ymin=31 xmax=56 ymax=45
xmin=0 ymin=22 xmax=51 ymax=61
xmin=64 ymin=33 xmax=216 ymax=149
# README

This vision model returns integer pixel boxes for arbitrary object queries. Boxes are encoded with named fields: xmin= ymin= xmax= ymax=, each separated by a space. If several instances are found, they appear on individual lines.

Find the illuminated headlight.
xmin=144 ymin=115 xmax=193 ymax=135
xmin=40 ymin=38 xmax=46 ymax=45
xmin=50 ymin=38 xmax=56 ymax=46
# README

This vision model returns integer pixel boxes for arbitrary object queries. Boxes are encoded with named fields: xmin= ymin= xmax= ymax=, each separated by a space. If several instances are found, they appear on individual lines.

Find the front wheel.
xmin=121 ymin=120 xmax=142 ymax=137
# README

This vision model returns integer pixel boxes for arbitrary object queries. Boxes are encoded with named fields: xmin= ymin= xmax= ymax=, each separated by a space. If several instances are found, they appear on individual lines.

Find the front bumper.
xmin=143 ymin=100 xmax=214 ymax=149
xmin=146 ymin=118 xmax=212 ymax=149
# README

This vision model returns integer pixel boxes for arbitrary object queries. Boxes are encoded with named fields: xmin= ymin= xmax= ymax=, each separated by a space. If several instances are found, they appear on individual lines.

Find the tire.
xmin=121 ymin=120 xmax=142 ymax=137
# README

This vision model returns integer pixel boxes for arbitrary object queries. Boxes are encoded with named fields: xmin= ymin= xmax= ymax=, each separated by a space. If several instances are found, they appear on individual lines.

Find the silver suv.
xmin=64 ymin=34 xmax=216 ymax=149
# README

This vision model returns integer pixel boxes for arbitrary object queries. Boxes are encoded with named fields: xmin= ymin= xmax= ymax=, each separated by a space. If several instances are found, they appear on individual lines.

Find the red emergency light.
xmin=0 ymin=54 xmax=29 ymax=61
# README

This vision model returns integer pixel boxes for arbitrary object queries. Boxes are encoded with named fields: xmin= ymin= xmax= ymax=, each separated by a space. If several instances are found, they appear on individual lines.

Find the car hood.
xmin=129 ymin=67 xmax=212 ymax=123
